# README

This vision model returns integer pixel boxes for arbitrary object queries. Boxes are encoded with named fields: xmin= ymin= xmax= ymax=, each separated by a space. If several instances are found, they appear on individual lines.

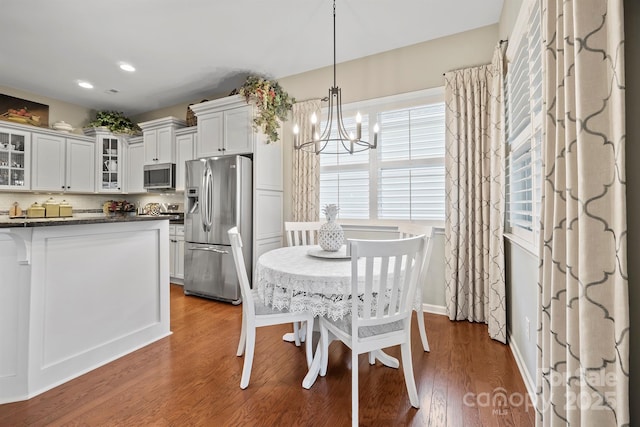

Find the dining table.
xmin=255 ymin=244 xmax=406 ymax=389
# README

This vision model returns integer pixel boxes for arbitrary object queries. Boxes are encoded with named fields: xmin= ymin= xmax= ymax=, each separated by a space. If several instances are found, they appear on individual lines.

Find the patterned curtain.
xmin=443 ymin=44 xmax=506 ymax=343
xmin=537 ymin=1 xmax=628 ymax=425
xmin=292 ymin=100 xmax=321 ymax=222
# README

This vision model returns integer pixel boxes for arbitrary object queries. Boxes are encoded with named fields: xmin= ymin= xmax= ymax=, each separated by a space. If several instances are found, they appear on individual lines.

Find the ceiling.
xmin=0 ymin=0 xmax=504 ymax=116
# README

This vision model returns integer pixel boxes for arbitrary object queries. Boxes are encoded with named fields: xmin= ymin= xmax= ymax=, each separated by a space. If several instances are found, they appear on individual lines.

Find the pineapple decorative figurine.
xmin=319 ymin=204 xmax=344 ymax=252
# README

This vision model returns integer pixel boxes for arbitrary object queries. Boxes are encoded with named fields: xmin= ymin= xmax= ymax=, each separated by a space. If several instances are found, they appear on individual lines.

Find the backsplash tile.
xmin=0 ymin=191 xmax=184 ymax=215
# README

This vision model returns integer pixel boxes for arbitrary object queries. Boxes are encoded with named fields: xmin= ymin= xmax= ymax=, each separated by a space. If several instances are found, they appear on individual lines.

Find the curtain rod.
xmin=294 ymin=96 xmax=329 ymax=104
xmin=442 ymin=39 xmax=508 ymax=76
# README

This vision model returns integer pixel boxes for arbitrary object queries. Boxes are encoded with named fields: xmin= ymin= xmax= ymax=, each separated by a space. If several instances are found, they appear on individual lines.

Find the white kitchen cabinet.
xmin=169 ymin=224 xmax=185 ymax=283
xmin=138 ymin=117 xmax=186 ymax=164
xmin=190 ymin=96 xmax=253 ymax=158
xmin=223 ymin=106 xmax=253 ymax=154
xmin=65 ymin=136 xmax=96 ymax=192
xmin=84 ymin=128 xmax=125 ymax=193
xmin=31 ymin=132 xmax=95 ymax=193
xmin=175 ymin=128 xmax=196 ymax=191
xmin=0 ymin=125 xmax=30 ymax=190
xmin=126 ymin=136 xmax=145 ymax=193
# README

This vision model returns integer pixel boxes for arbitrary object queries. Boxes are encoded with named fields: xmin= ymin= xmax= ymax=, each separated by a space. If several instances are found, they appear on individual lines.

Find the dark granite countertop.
xmin=0 ymin=214 xmax=176 ymax=229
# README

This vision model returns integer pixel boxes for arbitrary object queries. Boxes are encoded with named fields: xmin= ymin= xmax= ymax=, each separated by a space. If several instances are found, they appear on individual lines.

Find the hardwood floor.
xmin=0 ymin=284 xmax=535 ymax=426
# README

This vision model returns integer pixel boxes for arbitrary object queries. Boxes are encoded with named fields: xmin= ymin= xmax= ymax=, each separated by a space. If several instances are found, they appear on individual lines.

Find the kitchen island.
xmin=0 ymin=215 xmax=171 ymax=403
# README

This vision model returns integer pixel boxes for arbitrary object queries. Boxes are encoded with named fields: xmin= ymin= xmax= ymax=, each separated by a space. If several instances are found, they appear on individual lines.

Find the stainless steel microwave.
xmin=143 ymin=163 xmax=176 ymax=191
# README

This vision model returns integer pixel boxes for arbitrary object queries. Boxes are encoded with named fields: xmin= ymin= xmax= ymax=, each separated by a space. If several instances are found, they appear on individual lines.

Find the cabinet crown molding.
xmin=138 ymin=116 xmax=186 ymax=131
xmin=189 ymin=95 xmax=250 ymax=116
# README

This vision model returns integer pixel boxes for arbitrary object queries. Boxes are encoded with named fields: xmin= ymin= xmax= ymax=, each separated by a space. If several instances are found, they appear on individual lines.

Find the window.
xmin=319 ymin=88 xmax=445 ymax=222
xmin=505 ymin=0 xmax=542 ymax=246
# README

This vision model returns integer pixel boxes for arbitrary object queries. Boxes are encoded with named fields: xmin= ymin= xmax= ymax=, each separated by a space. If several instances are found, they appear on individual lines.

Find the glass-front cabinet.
xmin=0 ymin=127 xmax=30 ymax=189
xmin=99 ymin=136 xmax=122 ymax=192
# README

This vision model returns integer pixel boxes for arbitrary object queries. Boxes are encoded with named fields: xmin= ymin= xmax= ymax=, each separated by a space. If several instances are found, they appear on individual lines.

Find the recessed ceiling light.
xmin=78 ymin=81 xmax=94 ymax=89
xmin=119 ymin=63 xmax=136 ymax=72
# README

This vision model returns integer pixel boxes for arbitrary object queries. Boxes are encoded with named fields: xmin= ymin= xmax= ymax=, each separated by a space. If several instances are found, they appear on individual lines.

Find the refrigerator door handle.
xmin=202 ymin=166 xmax=213 ymax=232
xmin=189 ymin=246 xmax=229 ymax=254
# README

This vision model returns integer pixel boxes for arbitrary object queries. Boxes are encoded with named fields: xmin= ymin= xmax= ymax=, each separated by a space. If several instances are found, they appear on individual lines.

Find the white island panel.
xmin=39 ymin=228 xmax=161 ymax=367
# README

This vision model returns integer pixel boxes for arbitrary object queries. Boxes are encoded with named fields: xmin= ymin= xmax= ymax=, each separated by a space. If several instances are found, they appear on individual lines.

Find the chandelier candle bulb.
xmin=293 ymin=124 xmax=300 ymax=148
xmin=373 ymin=123 xmax=379 ymax=148
xmin=356 ymin=113 xmax=362 ymax=140
xmin=311 ymin=113 xmax=317 ymax=139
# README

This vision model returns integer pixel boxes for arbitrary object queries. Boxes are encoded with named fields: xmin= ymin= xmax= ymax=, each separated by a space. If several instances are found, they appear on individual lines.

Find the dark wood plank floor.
xmin=0 ymin=284 xmax=535 ymax=427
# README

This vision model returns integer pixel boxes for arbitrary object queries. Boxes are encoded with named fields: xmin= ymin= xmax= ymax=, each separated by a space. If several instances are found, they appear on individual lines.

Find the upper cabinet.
xmin=125 ymin=136 xmax=145 ymax=194
xmin=31 ymin=132 xmax=95 ymax=193
xmin=190 ymin=96 xmax=254 ymax=158
xmin=0 ymin=125 xmax=30 ymax=190
xmin=175 ymin=128 xmax=196 ymax=192
xmin=138 ymin=117 xmax=186 ymax=164
xmin=84 ymin=127 xmax=125 ymax=193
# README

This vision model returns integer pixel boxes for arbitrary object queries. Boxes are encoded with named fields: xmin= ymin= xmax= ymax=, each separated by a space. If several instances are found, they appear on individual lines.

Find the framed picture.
xmin=0 ymin=94 xmax=49 ymax=128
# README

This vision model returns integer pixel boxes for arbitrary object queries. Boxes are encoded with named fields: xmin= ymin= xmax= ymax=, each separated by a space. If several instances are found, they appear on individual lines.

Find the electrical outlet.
xmin=525 ymin=316 xmax=531 ymax=340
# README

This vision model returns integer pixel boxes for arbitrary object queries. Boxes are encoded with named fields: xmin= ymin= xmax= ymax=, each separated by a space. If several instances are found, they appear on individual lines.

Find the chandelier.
xmin=293 ymin=0 xmax=378 ymax=155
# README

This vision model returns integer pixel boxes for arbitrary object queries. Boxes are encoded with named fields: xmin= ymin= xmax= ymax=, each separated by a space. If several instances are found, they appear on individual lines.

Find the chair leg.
xmin=368 ymin=352 xmax=376 ymax=365
xmin=416 ymin=308 xmax=430 ymax=352
xmin=236 ymin=311 xmax=246 ymax=356
xmin=293 ymin=322 xmax=301 ymax=347
xmin=240 ymin=327 xmax=256 ymax=389
xmin=304 ymin=318 xmax=313 ymax=368
xmin=400 ymin=341 xmax=420 ymax=408
xmin=351 ymin=350 xmax=359 ymax=427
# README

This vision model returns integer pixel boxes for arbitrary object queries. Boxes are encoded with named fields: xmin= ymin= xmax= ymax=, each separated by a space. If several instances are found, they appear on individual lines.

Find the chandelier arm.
xmin=334 ymin=87 xmax=352 ymax=141
xmin=318 ymin=88 xmax=335 ymax=141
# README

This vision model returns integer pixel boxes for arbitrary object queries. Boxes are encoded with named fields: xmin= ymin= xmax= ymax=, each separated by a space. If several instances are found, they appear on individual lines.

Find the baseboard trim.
xmin=422 ymin=303 xmax=447 ymax=316
xmin=507 ymin=332 xmax=536 ymax=406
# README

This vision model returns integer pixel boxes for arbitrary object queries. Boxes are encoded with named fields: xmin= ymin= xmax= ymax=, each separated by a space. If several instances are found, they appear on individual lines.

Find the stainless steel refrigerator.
xmin=184 ymin=155 xmax=252 ymax=303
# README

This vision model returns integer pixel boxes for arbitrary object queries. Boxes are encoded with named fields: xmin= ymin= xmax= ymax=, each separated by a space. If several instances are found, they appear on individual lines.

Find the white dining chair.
xmin=284 ymin=221 xmax=322 ymax=345
xmin=228 ymin=227 xmax=314 ymax=389
xmin=398 ymin=224 xmax=436 ymax=352
xmin=318 ymin=235 xmax=426 ymax=426
xmin=284 ymin=221 xmax=322 ymax=246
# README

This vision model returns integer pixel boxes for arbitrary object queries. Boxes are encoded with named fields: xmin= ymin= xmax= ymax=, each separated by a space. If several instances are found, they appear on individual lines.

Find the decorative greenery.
xmin=88 ymin=111 xmax=141 ymax=135
xmin=239 ymin=75 xmax=294 ymax=143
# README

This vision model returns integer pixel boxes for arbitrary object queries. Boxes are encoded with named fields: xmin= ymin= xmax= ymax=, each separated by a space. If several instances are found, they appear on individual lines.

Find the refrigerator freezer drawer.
xmin=184 ymin=243 xmax=240 ymax=303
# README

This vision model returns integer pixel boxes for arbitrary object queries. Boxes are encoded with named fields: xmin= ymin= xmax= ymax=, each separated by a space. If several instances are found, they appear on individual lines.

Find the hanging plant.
xmin=87 ymin=111 xmax=141 ymax=135
xmin=239 ymin=75 xmax=295 ymax=143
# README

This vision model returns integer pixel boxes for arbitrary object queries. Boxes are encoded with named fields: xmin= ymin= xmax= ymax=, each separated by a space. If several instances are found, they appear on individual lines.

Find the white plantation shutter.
xmin=318 ymin=88 xmax=445 ymax=221
xmin=377 ymin=104 xmax=445 ymax=220
xmin=505 ymin=0 xmax=542 ymax=243
xmin=319 ymin=170 xmax=369 ymax=219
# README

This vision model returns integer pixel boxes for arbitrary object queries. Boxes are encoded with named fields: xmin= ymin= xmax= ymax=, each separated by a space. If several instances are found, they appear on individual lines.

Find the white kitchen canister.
xmin=318 ymin=204 xmax=344 ymax=252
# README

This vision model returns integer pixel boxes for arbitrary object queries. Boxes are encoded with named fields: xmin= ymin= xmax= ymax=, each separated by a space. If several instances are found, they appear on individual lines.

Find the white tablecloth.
xmin=255 ymin=245 xmax=418 ymax=321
